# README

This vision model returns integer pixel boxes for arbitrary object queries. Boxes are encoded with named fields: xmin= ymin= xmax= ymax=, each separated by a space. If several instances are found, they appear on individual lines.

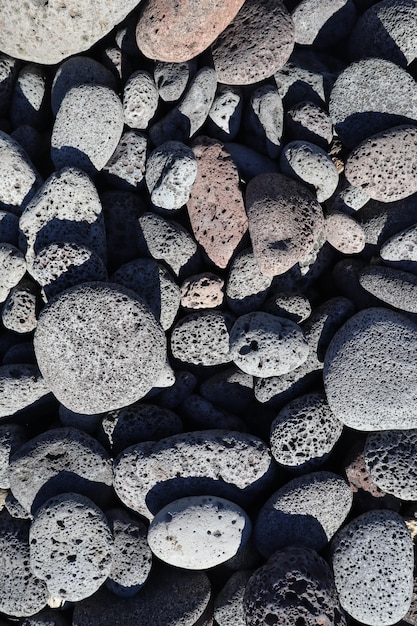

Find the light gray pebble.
xmin=331 ymin=258 xmax=383 ymax=310
xmin=330 ymin=178 xmax=370 ymax=215
xmin=243 ymin=85 xmax=283 ymax=159
xmin=200 ymin=366 xmax=253 ymax=413
xmin=100 ymin=191 xmax=144 ymax=272
xmin=5 ymin=491 xmax=32 ymax=520
xmin=214 ymin=570 xmax=253 ymax=626
xmin=0 ymin=209 xmax=19 ymax=246
xmin=359 ymin=265 xmax=417 ymax=313
xmin=280 ymin=140 xmax=339 ymax=202
xmin=145 ymin=140 xmax=197 ymax=210
xmin=154 ymin=60 xmax=197 ymax=102
xmin=292 ymin=0 xmax=356 ymax=48
xmin=230 ymin=311 xmax=309 ymax=377
xmin=11 ymin=64 xmax=48 ymax=129
xmin=123 ymin=70 xmax=159 ymax=130
xmin=223 ymin=143 xmax=278 ymax=182
xmin=0 ymin=243 xmax=26 ymax=303
xmin=285 ymin=100 xmax=333 ymax=149
xmin=325 ymin=211 xmax=366 ymax=254
xmin=226 ymin=248 xmax=272 ymax=315
xmin=207 ymin=85 xmax=243 ymax=142
xmin=274 ymin=53 xmax=331 ymax=108
xmin=157 ymin=370 xmax=198 ymax=409
xmin=0 ymin=424 xmax=26 ymax=489
xmin=181 ymin=394 xmax=246 ymax=432
xmin=102 ymin=130 xmax=147 ymax=191
xmin=0 ymin=363 xmax=50 ymax=419
xmin=0 ymin=131 xmax=42 ymax=214
xmin=263 ymin=291 xmax=311 ymax=323
xmin=105 ymin=508 xmax=152 ymax=598
xmin=101 ymin=46 xmax=133 ymax=84
xmin=58 ymin=405 xmax=102 ymax=436
xmin=51 ymin=85 xmax=124 ymax=176
xmin=171 ymin=310 xmax=234 ymax=367
xmin=29 ymin=493 xmax=113 ymax=603
xmin=114 ymin=11 xmax=142 ymax=57
xmin=0 ymin=54 xmax=19 ymax=118
xmin=381 ymin=223 xmax=417 ymax=273
xmin=331 ymin=510 xmax=413 ymax=625
xmin=1 ymin=279 xmax=38 ymax=333
xmin=254 ymin=471 xmax=353 ymax=557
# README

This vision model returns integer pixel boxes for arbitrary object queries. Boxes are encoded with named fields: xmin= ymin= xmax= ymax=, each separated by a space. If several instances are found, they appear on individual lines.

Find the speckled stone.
xmin=263 ymin=291 xmax=311 ymax=323
xmin=123 ymin=71 xmax=159 ymax=130
xmin=243 ymin=85 xmax=283 ymax=159
xmin=226 ymin=248 xmax=272 ymax=315
xmin=285 ymin=100 xmax=333 ymax=149
xmin=1 ymin=279 xmax=38 ymax=334
xmin=292 ymin=0 xmax=356 ymax=48
xmin=0 ymin=364 xmax=50 ymax=420
xmin=154 ymin=59 xmax=197 ymax=102
xmin=358 ymin=265 xmax=417 ymax=313
xmin=381 ymin=223 xmax=417 ymax=272
xmin=102 ymin=130 xmax=147 ymax=191
xmin=325 ymin=211 xmax=365 ymax=254
xmin=171 ymin=311 xmax=234 ymax=367
xmin=0 ymin=131 xmax=42 ymax=214
xmin=207 ymin=85 xmax=243 ymax=142
xmin=181 ymin=273 xmax=224 ymax=309
xmin=0 ymin=243 xmax=26 ymax=303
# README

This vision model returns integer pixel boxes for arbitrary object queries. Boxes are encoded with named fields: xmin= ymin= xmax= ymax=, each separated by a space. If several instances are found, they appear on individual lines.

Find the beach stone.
xmin=0 ymin=131 xmax=42 ymax=214
xmin=136 ymin=0 xmax=245 ymax=62
xmin=345 ymin=125 xmax=417 ymax=202
xmin=324 ymin=307 xmax=417 ymax=430
xmin=181 ymin=394 xmax=246 ymax=432
xmin=214 ymin=571 xmax=252 ymax=626
xmin=207 ymin=85 xmax=242 ymax=142
xmin=101 ymin=46 xmax=133 ymax=85
xmin=0 ymin=513 xmax=48 ymax=617
xmin=51 ymin=85 xmax=124 ymax=177
xmin=226 ymin=248 xmax=272 ymax=315
xmin=9 ymin=426 xmax=112 ymax=514
xmin=102 ymin=130 xmax=147 ymax=191
xmin=332 ymin=258 xmax=383 ymax=310
xmin=270 ymin=392 xmax=343 ymax=472
xmin=331 ymin=510 xmax=413 ymax=625
xmin=244 ymin=546 xmax=347 ymax=626
xmin=137 ymin=212 xmax=199 ymax=277
xmin=29 ymin=493 xmax=113 ymax=603
xmin=292 ymin=0 xmax=356 ymax=48
xmin=329 ymin=59 xmax=417 ymax=149
xmin=325 ymin=211 xmax=366 ymax=254
xmin=187 ymin=137 xmax=247 ymax=269
xmin=105 ymin=508 xmax=152 ymax=598
xmin=274 ymin=52 xmax=333 ymax=108
xmin=99 ymin=403 xmax=182 ymax=456
xmin=0 ymin=424 xmax=26 ymax=489
xmin=149 ymin=67 xmax=217 ymax=146
xmin=111 ymin=258 xmax=180 ymax=330
xmin=243 ymin=85 xmax=283 ymax=159
xmin=0 ymin=54 xmax=18 ymax=118
xmin=212 ymin=0 xmax=294 ymax=85
xmin=381 ymin=223 xmax=417 ymax=273
xmin=158 ymin=370 xmax=198 ymax=409
xmin=100 ymin=191 xmax=143 ymax=272
xmin=263 ymin=291 xmax=311 ymax=323
xmin=31 ymin=242 xmax=107 ymax=301
xmin=5 ymin=491 xmax=31 ymax=521
xmin=0 ymin=364 xmax=50 ymax=419
xmin=0 ymin=209 xmax=19 ymax=246
xmin=51 ymin=56 xmax=116 ymax=117
xmin=224 ymin=143 xmax=278 ymax=182
xmin=148 ymin=495 xmax=251 ymax=570
xmin=1 ymin=279 xmax=38 ymax=333
xmin=58 ymin=405 xmax=102 ymax=435
xmin=0 ymin=243 xmax=26 ymax=302
xmin=285 ymin=100 xmax=333 ymax=149
xmin=229 ymin=311 xmax=309 ymax=378
xmin=123 ymin=71 xmax=158 ymax=130
xmin=280 ymin=140 xmax=339 ymax=202
xmin=11 ymin=64 xmax=48 ymax=130
xmin=181 ymin=272 xmax=224 ymax=310
xmin=34 ymin=282 xmax=166 ymax=414
xmin=19 ymin=167 xmax=106 ymax=274
xmin=171 ymin=311 xmax=234 ymax=367
xmin=72 ymin=566 xmax=211 ymax=626
xmin=113 ymin=429 xmax=274 ymax=519
xmin=154 ymin=60 xmax=196 ymax=103
xmin=254 ymin=471 xmax=352 ymax=557
xmin=146 ymin=140 xmax=197 ymax=210
xmin=200 ymin=367 xmax=253 ymax=413
xmin=359 ymin=265 xmax=417 ymax=313
xmin=246 ymin=172 xmax=324 ymax=276
xmin=349 ymin=0 xmax=417 ymax=67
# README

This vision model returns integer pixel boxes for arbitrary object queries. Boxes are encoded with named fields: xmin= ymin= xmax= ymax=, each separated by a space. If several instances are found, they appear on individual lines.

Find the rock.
xmin=214 ymin=570 xmax=252 ymax=626
xmin=11 ymin=64 xmax=48 ymax=129
xmin=324 ymin=211 xmax=366 ymax=254
xmin=0 ymin=54 xmax=18 ymax=118
xmin=33 ymin=282 xmax=166 ymax=414
xmin=349 ymin=0 xmax=417 ymax=67
xmin=285 ymin=100 xmax=333 ymax=149
xmin=11 ymin=125 xmax=46 ymax=165
xmin=243 ymin=85 xmax=283 ymax=159
xmin=113 ymin=429 xmax=274 ymax=519
xmin=263 ymin=291 xmax=312 ymax=323
xmin=0 ymin=364 xmax=50 ymax=420
xmin=254 ymin=471 xmax=352 ymax=557
xmin=345 ymin=125 xmax=417 ymax=202
xmin=147 ymin=495 xmax=251 ymax=569
xmin=101 ymin=46 xmax=133 ymax=85
xmin=0 ymin=243 xmax=26 ymax=303
xmin=223 ymin=143 xmax=278 ymax=182
xmin=105 ymin=508 xmax=152 ymax=598
xmin=324 ymin=307 xmax=417 ymax=430
xmin=207 ymin=85 xmax=243 ymax=142
xmin=199 ymin=367 xmax=253 ymax=413
xmin=244 ymin=546 xmax=347 ymax=626
xmin=329 ymin=59 xmax=417 ymax=149
xmin=1 ymin=279 xmax=38 ymax=333
xmin=226 ymin=248 xmax=272 ymax=315
xmin=331 ymin=258 xmax=382 ymax=310
xmin=58 ymin=406 xmax=102 ymax=435
xmin=181 ymin=394 xmax=246 ymax=432
xmin=51 ymin=56 xmax=117 ymax=116
xmin=359 ymin=265 xmax=417 ymax=313
xmin=101 ymin=130 xmax=147 ymax=191
xmin=381 ymin=223 xmax=417 ymax=273
xmin=0 ymin=131 xmax=42 ymax=214
xmin=246 ymin=172 xmax=324 ymax=276
xmin=280 ymin=140 xmax=339 ymax=202
xmin=331 ymin=510 xmax=413 ymax=625
xmin=100 ymin=191 xmax=143 ymax=272
xmin=187 ymin=137 xmax=247 ymax=269
xmin=123 ymin=71 xmax=159 ymax=130
xmin=229 ymin=311 xmax=309 ymax=377
xmin=9 ymin=426 xmax=113 ymax=514
xmin=274 ymin=50 xmax=335 ymax=108
xmin=0 ymin=0 xmax=142 ymax=64
xmin=330 ymin=178 xmax=370 ymax=214
xmin=0 ymin=209 xmax=19 ymax=246
xmin=157 ymin=370 xmax=198 ymax=409
xmin=181 ymin=272 xmax=224 ymax=310
xmin=211 ymin=0 xmax=294 ymax=85
xmin=292 ymin=0 xmax=356 ymax=48
xmin=51 ymin=85 xmax=124 ymax=177
xmin=171 ymin=311 xmax=234 ymax=367
xmin=146 ymin=140 xmax=197 ymax=210
xmin=0 ymin=513 xmax=48 ymax=617
xmin=154 ymin=60 xmax=196 ymax=102
xmin=0 ymin=424 xmax=26 ymax=489
xmin=270 ymin=392 xmax=343 ymax=471
xmin=111 ymin=258 xmax=180 ymax=330
xmin=29 ymin=493 xmax=113 ymax=603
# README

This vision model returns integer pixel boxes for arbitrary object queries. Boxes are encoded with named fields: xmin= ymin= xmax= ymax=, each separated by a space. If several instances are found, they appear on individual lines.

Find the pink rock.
xmin=246 ymin=173 xmax=324 ymax=276
xmin=187 ymin=137 xmax=248 ymax=270
xmin=181 ymin=273 xmax=224 ymax=310
xmin=136 ymin=0 xmax=245 ymax=62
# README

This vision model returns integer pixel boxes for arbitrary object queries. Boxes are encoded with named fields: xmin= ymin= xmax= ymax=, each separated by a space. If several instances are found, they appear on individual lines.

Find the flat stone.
xmin=171 ymin=310 xmax=234 ymax=367
xmin=214 ymin=571 xmax=252 ymax=626
xmin=207 ymin=85 xmax=243 ymax=142
xmin=359 ymin=265 xmax=417 ymax=313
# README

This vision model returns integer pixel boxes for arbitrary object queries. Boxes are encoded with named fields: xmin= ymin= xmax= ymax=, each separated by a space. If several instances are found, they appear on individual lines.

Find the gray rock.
xmin=226 ymin=249 xmax=272 ymax=315
xmin=102 ymin=130 xmax=147 ymax=191
xmin=11 ymin=64 xmax=48 ymax=129
xmin=0 ymin=363 xmax=50 ymax=419
xmin=263 ymin=291 xmax=311 ymax=323
xmin=101 ymin=46 xmax=133 ymax=85
xmin=331 ymin=510 xmax=413 ymax=625
xmin=292 ymin=0 xmax=356 ymax=48
xmin=332 ymin=258 xmax=383 ymax=310
xmin=51 ymin=85 xmax=124 ymax=176
xmin=0 ymin=53 xmax=18 ymax=118
xmin=5 ymin=491 xmax=32 ymax=520
xmin=207 ymin=85 xmax=243 ymax=142
xmin=123 ymin=71 xmax=159 ymax=130
xmin=58 ymin=405 xmax=102 ymax=435
xmin=380 ymin=223 xmax=417 ymax=274
xmin=0 ymin=131 xmax=42 ymax=214
xmin=9 ymin=426 xmax=113 ymax=514
xmin=154 ymin=60 xmax=196 ymax=103
xmin=0 ymin=209 xmax=19 ymax=246
xmin=0 ymin=424 xmax=26 ymax=489
xmin=200 ymin=366 xmax=253 ymax=413
xmin=180 ymin=272 xmax=224 ymax=310
xmin=157 ymin=370 xmax=198 ymax=409
xmin=105 ymin=508 xmax=152 ymax=598
xmin=214 ymin=570 xmax=253 ymax=626
xmin=244 ymin=546 xmax=347 ymax=626
xmin=223 ymin=143 xmax=278 ymax=182
xmin=171 ymin=310 xmax=234 ymax=367
xmin=254 ymin=471 xmax=352 ymax=557
xmin=285 ymin=100 xmax=333 ymax=149
xmin=29 ymin=493 xmax=113 ymax=603
xmin=324 ymin=307 xmax=417 ymax=430
xmin=1 ymin=279 xmax=38 ymax=333
xmin=34 ymin=282 xmax=166 ymax=414
xmin=145 ymin=140 xmax=197 ymax=210
xmin=0 ymin=242 xmax=26 ymax=303
xmin=181 ymin=394 xmax=246 ymax=432
xmin=100 ymin=191 xmax=143 ymax=272
xmin=324 ymin=211 xmax=366 ymax=254
xmin=359 ymin=265 xmax=417 ymax=313
xmin=243 ymin=85 xmax=283 ymax=158
xmin=114 ymin=11 xmax=142 ymax=58
xmin=330 ymin=177 xmax=370 ymax=214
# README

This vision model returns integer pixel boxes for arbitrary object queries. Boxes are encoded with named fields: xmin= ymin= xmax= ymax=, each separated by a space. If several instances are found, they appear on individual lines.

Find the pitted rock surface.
xmin=263 ymin=291 xmax=311 ymax=323
xmin=0 ymin=364 xmax=50 ymax=419
xmin=207 ymin=85 xmax=242 ymax=142
xmin=0 ymin=243 xmax=26 ymax=302
xmin=123 ymin=71 xmax=159 ymax=130
xmin=180 ymin=272 xmax=224 ymax=310
xmin=226 ymin=248 xmax=272 ymax=315
xmin=381 ymin=223 xmax=417 ymax=272
xmin=285 ymin=100 xmax=333 ymax=149
xmin=11 ymin=64 xmax=48 ymax=129
xmin=1 ymin=279 xmax=38 ymax=333
xmin=214 ymin=570 xmax=252 ymax=626
xmin=325 ymin=211 xmax=365 ymax=254
xmin=292 ymin=0 xmax=356 ymax=48
xmin=154 ymin=60 xmax=196 ymax=102
xmin=0 ymin=424 xmax=26 ymax=489
xmin=0 ymin=131 xmax=42 ymax=214
xmin=359 ymin=265 xmax=417 ymax=314
xmin=243 ymin=85 xmax=283 ymax=159
xmin=102 ymin=130 xmax=147 ymax=191
xmin=171 ymin=311 xmax=234 ymax=367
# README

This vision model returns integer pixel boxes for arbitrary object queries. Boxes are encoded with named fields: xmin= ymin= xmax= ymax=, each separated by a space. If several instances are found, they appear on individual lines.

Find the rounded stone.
xmin=243 ymin=85 xmax=283 ymax=159
xmin=102 ymin=130 xmax=147 ymax=191
xmin=34 ymin=282 xmax=166 ymax=414
xmin=171 ymin=311 xmax=234 ymax=367
xmin=211 ymin=0 xmax=295 ymax=85
xmin=29 ymin=493 xmax=113 ymax=603
xmin=154 ymin=60 xmax=196 ymax=102
xmin=324 ymin=307 xmax=417 ymax=430
xmin=0 ymin=53 xmax=18 ymax=118
xmin=331 ymin=510 xmax=413 ymax=625
xmin=263 ymin=291 xmax=311 ymax=323
xmin=254 ymin=471 xmax=352 ymax=558
xmin=229 ymin=311 xmax=309 ymax=378
xmin=380 ymin=223 xmax=417 ymax=271
xmin=180 ymin=272 xmax=224 ymax=310
xmin=214 ymin=570 xmax=252 ymax=626
xmin=207 ymin=85 xmax=243 ymax=142
xmin=0 ymin=364 xmax=50 ymax=420
xmin=270 ymin=392 xmax=343 ymax=471
xmin=0 ymin=243 xmax=26 ymax=297
xmin=325 ymin=211 xmax=366 ymax=254
xmin=1 ymin=279 xmax=38 ymax=334
xmin=123 ymin=71 xmax=158 ymax=130
xmin=285 ymin=100 xmax=333 ymax=149
xmin=136 ymin=0 xmax=245 ymax=62
xmin=292 ymin=0 xmax=356 ymax=48
xmin=359 ymin=265 xmax=417 ymax=313
xmin=146 ymin=140 xmax=197 ymax=210
xmin=148 ymin=495 xmax=251 ymax=570
xmin=226 ymin=248 xmax=272 ymax=315
xmin=51 ymin=85 xmax=124 ymax=176
xmin=0 ymin=424 xmax=26 ymax=489
xmin=0 ymin=131 xmax=41 ymax=214
xmin=11 ymin=64 xmax=48 ymax=129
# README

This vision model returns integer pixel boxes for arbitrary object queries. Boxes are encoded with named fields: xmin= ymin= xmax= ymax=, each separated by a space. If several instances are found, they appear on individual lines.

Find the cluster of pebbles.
xmin=1 ymin=0 xmax=417 ymax=624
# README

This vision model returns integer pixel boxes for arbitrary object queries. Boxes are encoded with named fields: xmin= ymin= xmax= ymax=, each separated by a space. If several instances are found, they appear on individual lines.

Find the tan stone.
xmin=181 ymin=273 xmax=224 ymax=310
xmin=325 ymin=211 xmax=365 ymax=254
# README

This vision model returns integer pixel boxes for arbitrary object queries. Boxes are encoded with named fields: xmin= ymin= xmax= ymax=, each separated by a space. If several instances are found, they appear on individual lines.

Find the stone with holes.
xmin=11 ymin=64 xmax=48 ymax=129
xmin=0 ymin=424 xmax=26 ymax=489
xmin=207 ymin=85 xmax=243 ymax=142
xmin=123 ymin=71 xmax=158 ymax=130
xmin=285 ymin=100 xmax=333 ymax=149
xmin=243 ymin=85 xmax=283 ymax=159
xmin=0 ymin=364 xmax=50 ymax=419
xmin=226 ymin=248 xmax=272 ymax=315
xmin=214 ymin=570 xmax=252 ymax=626
xmin=171 ymin=310 xmax=234 ymax=367
xmin=292 ymin=0 xmax=356 ymax=48
xmin=1 ymin=279 xmax=38 ymax=334
xmin=0 ymin=243 xmax=26 ymax=303
xmin=0 ymin=131 xmax=42 ymax=214
xmin=102 ymin=130 xmax=147 ymax=191
xmin=146 ymin=140 xmax=197 ymax=210
xmin=359 ymin=265 xmax=417 ymax=314
xmin=263 ymin=291 xmax=311 ymax=323
xmin=180 ymin=272 xmax=224 ymax=310
xmin=325 ymin=211 xmax=365 ymax=254
xmin=154 ymin=60 xmax=196 ymax=102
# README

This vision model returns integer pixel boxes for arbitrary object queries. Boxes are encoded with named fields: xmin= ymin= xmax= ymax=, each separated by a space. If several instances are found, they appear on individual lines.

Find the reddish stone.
xmin=181 ymin=273 xmax=224 ymax=310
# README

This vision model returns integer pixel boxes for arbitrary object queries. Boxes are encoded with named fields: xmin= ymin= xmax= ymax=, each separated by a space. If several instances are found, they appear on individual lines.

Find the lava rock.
xmin=214 ymin=570 xmax=252 ymax=626
xmin=243 ymin=85 xmax=283 ymax=159
xmin=226 ymin=248 xmax=272 ymax=315
xmin=180 ymin=272 xmax=224 ymax=310
xmin=199 ymin=366 xmax=254 ymax=413
xmin=171 ymin=310 xmax=234 ymax=367
xmin=285 ymin=100 xmax=333 ymax=149
xmin=292 ymin=0 xmax=356 ymax=48
xmin=0 ymin=363 xmax=50 ymax=420
xmin=123 ymin=70 xmax=159 ymax=130
xmin=0 ymin=242 xmax=26 ymax=303
xmin=0 ymin=424 xmax=26 ymax=489
xmin=207 ymin=85 xmax=243 ymax=142
xmin=358 ymin=265 xmax=417 ymax=313
xmin=154 ymin=60 xmax=196 ymax=102
xmin=324 ymin=211 xmax=366 ymax=254
xmin=102 ymin=130 xmax=147 ymax=191
xmin=0 ymin=131 xmax=42 ymax=214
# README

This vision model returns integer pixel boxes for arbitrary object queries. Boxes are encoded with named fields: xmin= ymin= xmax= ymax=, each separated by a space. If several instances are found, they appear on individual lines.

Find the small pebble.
xmin=11 ymin=64 xmax=48 ymax=129
xmin=146 ymin=140 xmax=197 ymax=210
xmin=1 ymin=279 xmax=38 ymax=333
xmin=180 ymin=272 xmax=224 ymax=310
xmin=0 ymin=243 xmax=26 ymax=303
xmin=171 ymin=310 xmax=234 ymax=367
xmin=154 ymin=60 xmax=196 ymax=103
xmin=0 ymin=131 xmax=42 ymax=214
xmin=263 ymin=291 xmax=311 ymax=323
xmin=292 ymin=0 xmax=356 ymax=48
xmin=285 ymin=100 xmax=333 ymax=149
xmin=325 ymin=211 xmax=366 ymax=254
xmin=243 ymin=85 xmax=283 ymax=158
xmin=123 ymin=70 xmax=159 ymax=130
xmin=207 ymin=85 xmax=243 ymax=142
xmin=0 ymin=363 xmax=50 ymax=420
xmin=102 ymin=130 xmax=147 ymax=190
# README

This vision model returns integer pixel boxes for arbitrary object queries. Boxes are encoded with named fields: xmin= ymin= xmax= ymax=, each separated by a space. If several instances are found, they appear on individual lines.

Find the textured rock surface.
xmin=123 ymin=71 xmax=159 ymax=130
xmin=359 ymin=265 xmax=417 ymax=313
xmin=226 ymin=248 xmax=272 ymax=315
xmin=1 ymin=279 xmax=38 ymax=333
xmin=292 ymin=0 xmax=356 ymax=48
xmin=0 ymin=424 xmax=26 ymax=489
xmin=171 ymin=311 xmax=234 ymax=367
xmin=214 ymin=570 xmax=252 ymax=626
xmin=102 ymin=130 xmax=147 ymax=191
xmin=0 ymin=131 xmax=42 ymax=214
xmin=146 ymin=140 xmax=197 ymax=210
xmin=181 ymin=273 xmax=224 ymax=310
xmin=325 ymin=211 xmax=365 ymax=254
xmin=0 ymin=364 xmax=50 ymax=419
xmin=285 ymin=100 xmax=333 ymax=149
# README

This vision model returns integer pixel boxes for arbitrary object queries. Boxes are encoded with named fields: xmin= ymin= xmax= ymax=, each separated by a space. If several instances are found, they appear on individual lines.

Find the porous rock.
xmin=102 ymin=130 xmax=147 ymax=191
xmin=0 ymin=363 xmax=50 ymax=419
xmin=214 ymin=570 xmax=252 ymax=626
xmin=0 ymin=424 xmax=26 ymax=489
xmin=123 ymin=71 xmax=159 ymax=130
xmin=243 ymin=85 xmax=283 ymax=159
xmin=170 ymin=310 xmax=234 ymax=366
xmin=380 ymin=223 xmax=417 ymax=272
xmin=180 ymin=272 xmax=224 ymax=310
xmin=0 ymin=131 xmax=42 ymax=214
xmin=226 ymin=248 xmax=272 ymax=315
xmin=154 ymin=60 xmax=196 ymax=102
xmin=263 ymin=291 xmax=311 ymax=323
xmin=146 ymin=140 xmax=197 ymax=210
xmin=292 ymin=0 xmax=356 ymax=48
xmin=285 ymin=100 xmax=333 ymax=149
xmin=325 ymin=211 xmax=366 ymax=254
xmin=11 ymin=64 xmax=48 ymax=129
xmin=359 ymin=265 xmax=417 ymax=313
xmin=207 ymin=85 xmax=242 ymax=142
